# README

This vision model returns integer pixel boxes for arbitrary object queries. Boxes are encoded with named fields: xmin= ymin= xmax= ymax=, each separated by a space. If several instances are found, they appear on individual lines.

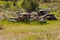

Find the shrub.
xmin=21 ymin=0 xmax=40 ymax=12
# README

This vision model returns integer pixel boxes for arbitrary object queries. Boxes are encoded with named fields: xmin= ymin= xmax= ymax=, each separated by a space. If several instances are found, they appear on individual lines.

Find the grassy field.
xmin=0 ymin=1 xmax=60 ymax=40
xmin=0 ymin=12 xmax=60 ymax=40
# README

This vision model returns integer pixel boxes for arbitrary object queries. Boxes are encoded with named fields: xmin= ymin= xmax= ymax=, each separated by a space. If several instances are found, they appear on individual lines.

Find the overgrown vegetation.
xmin=0 ymin=0 xmax=60 ymax=40
xmin=21 ymin=0 xmax=40 ymax=12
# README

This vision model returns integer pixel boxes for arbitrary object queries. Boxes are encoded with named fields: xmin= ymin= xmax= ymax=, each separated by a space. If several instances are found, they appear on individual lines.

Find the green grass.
xmin=0 ymin=14 xmax=60 ymax=33
xmin=0 ymin=11 xmax=60 ymax=40
xmin=0 ymin=1 xmax=60 ymax=40
xmin=0 ymin=19 xmax=60 ymax=40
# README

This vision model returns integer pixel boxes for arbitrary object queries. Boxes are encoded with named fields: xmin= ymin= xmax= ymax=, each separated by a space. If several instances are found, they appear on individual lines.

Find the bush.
xmin=21 ymin=0 xmax=40 ymax=12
